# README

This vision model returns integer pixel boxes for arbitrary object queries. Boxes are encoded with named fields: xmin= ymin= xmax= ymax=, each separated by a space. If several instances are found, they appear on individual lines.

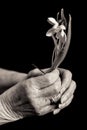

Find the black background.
xmin=0 ymin=1 xmax=86 ymax=129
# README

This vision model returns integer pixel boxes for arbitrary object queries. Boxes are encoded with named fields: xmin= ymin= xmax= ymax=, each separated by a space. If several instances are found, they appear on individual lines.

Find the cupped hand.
xmin=27 ymin=68 xmax=76 ymax=115
xmin=0 ymin=68 xmax=61 ymax=122
xmin=0 ymin=68 xmax=76 ymax=124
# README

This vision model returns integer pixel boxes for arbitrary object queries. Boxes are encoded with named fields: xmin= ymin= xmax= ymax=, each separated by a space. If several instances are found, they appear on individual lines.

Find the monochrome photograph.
xmin=0 ymin=1 xmax=85 ymax=129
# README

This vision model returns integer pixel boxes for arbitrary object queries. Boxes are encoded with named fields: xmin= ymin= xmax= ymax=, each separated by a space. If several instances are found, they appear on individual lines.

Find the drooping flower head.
xmin=46 ymin=15 xmax=67 ymax=43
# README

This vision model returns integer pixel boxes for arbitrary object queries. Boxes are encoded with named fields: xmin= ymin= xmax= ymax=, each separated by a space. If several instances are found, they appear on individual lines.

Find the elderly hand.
xmin=0 ymin=69 xmax=61 ymax=124
xmin=0 ymin=68 xmax=76 ymax=125
xmin=28 ymin=68 xmax=76 ymax=115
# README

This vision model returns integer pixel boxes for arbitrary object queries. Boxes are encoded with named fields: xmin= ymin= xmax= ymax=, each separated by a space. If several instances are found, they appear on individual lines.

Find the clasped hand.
xmin=0 ymin=68 xmax=76 ymax=121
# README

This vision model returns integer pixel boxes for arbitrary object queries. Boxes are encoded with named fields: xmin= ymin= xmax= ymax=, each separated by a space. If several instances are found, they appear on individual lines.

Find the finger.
xmin=59 ymin=68 xmax=72 ymax=94
xmin=38 ymin=105 xmax=55 ymax=116
xmin=61 ymin=80 xmax=76 ymax=103
xmin=53 ymin=108 xmax=61 ymax=115
xmin=59 ymin=95 xmax=74 ymax=109
xmin=40 ymin=77 xmax=61 ymax=97
xmin=30 ymin=69 xmax=59 ymax=89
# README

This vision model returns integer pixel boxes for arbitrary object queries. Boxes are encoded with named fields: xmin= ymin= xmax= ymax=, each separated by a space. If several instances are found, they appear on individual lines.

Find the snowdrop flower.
xmin=46 ymin=17 xmax=67 ymax=42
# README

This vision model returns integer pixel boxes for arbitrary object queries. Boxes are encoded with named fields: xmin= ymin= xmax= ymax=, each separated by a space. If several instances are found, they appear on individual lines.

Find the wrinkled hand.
xmin=27 ymin=68 xmax=76 ymax=115
xmin=0 ymin=68 xmax=61 ymax=122
xmin=0 ymin=68 xmax=76 ymax=124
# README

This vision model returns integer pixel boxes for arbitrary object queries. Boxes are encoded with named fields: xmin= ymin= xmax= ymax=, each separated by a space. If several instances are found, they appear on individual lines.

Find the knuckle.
xmin=28 ymin=68 xmax=39 ymax=75
xmin=32 ymin=68 xmax=39 ymax=73
xmin=33 ymin=103 xmax=42 ymax=116
xmin=72 ymin=80 xmax=76 ymax=86
xmin=66 ymin=70 xmax=72 ymax=79
xmin=72 ymin=80 xmax=77 ymax=89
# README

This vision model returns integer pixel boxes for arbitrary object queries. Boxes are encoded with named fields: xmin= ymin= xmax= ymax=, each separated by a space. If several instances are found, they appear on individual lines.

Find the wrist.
xmin=0 ymin=84 xmax=24 ymax=125
xmin=0 ymin=69 xmax=27 ymax=94
xmin=0 ymin=68 xmax=27 ymax=84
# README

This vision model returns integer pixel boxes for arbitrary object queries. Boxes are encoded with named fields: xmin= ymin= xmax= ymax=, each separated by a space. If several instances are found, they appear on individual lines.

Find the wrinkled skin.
xmin=0 ymin=68 xmax=76 ymax=123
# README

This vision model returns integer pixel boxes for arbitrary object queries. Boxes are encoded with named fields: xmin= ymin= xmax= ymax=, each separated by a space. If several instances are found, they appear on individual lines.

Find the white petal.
xmin=61 ymin=30 xmax=65 ymax=37
xmin=46 ymin=32 xmax=52 ymax=37
xmin=60 ymin=25 xmax=66 ymax=30
xmin=47 ymin=17 xmax=58 ymax=26
xmin=46 ymin=28 xmax=55 ymax=37
xmin=60 ymin=32 xmax=67 ymax=43
xmin=53 ymin=24 xmax=58 ymax=29
xmin=46 ymin=31 xmax=53 ymax=37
